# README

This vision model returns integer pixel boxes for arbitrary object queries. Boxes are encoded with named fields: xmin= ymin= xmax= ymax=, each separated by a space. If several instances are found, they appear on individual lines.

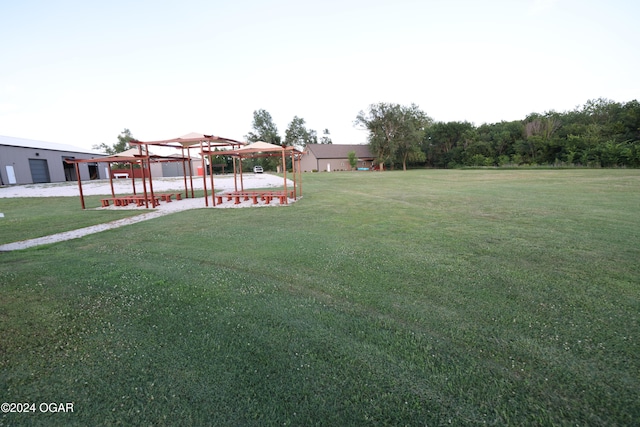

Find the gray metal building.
xmin=0 ymin=135 xmax=108 ymax=185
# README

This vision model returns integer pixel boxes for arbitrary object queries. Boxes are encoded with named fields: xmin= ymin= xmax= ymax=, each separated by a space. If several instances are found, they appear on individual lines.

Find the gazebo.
xmin=211 ymin=141 xmax=304 ymax=204
xmin=129 ymin=133 xmax=245 ymax=206
xmin=66 ymin=147 xmax=191 ymax=209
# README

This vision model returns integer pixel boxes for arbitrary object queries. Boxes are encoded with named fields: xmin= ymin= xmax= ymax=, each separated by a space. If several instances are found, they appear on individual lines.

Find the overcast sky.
xmin=1 ymin=0 xmax=638 ymax=150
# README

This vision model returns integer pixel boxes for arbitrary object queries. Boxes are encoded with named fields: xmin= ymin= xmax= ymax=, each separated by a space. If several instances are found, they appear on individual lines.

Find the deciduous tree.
xmin=284 ymin=116 xmax=317 ymax=147
xmin=320 ymin=129 xmax=333 ymax=144
xmin=355 ymin=103 xmax=431 ymax=170
xmin=394 ymin=104 xmax=432 ymax=170
xmin=92 ymin=128 xmax=134 ymax=155
xmin=347 ymin=150 xmax=357 ymax=170
xmin=246 ymin=109 xmax=281 ymax=145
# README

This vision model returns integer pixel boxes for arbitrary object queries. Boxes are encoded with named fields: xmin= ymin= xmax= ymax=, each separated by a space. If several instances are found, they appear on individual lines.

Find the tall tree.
xmin=246 ymin=109 xmax=281 ymax=145
xmin=320 ymin=129 xmax=333 ymax=144
xmin=394 ymin=104 xmax=432 ymax=170
xmin=92 ymin=128 xmax=134 ymax=155
xmin=355 ymin=103 xmax=402 ymax=170
xmin=284 ymin=116 xmax=317 ymax=147
xmin=355 ymin=103 xmax=431 ymax=170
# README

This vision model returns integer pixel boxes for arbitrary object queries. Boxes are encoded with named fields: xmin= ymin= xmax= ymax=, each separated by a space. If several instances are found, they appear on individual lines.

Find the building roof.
xmin=0 ymin=135 xmax=104 ymax=155
xmin=306 ymin=144 xmax=374 ymax=159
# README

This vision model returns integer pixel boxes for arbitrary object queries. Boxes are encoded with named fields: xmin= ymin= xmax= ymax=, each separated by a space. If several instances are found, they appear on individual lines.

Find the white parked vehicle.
xmin=253 ymin=165 xmax=263 ymax=173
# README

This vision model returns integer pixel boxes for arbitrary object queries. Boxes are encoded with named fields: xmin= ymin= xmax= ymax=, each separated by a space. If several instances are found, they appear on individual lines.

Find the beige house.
xmin=301 ymin=144 xmax=375 ymax=172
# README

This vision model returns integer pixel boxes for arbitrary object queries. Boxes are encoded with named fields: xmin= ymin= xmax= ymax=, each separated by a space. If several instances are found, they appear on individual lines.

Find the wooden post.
xmin=181 ymin=146 xmax=188 ymax=199
xmin=129 ymin=162 xmax=136 ymax=195
xmin=188 ymin=146 xmax=195 ymax=198
xmin=208 ymin=142 xmax=216 ymax=206
xmin=109 ymin=162 xmax=115 ymax=198
xmin=146 ymin=145 xmax=155 ymax=207
xmin=201 ymin=140 xmax=208 ymax=207
xmin=298 ymin=155 xmax=302 ymax=197
xmin=291 ymin=150 xmax=296 ymax=199
xmin=139 ymin=158 xmax=148 ymax=208
xmin=233 ymin=157 xmax=238 ymax=192
xmin=282 ymin=149 xmax=287 ymax=204
xmin=239 ymin=157 xmax=244 ymax=192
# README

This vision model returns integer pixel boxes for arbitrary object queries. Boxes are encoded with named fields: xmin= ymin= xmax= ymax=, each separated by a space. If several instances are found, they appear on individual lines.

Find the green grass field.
xmin=1 ymin=170 xmax=639 ymax=426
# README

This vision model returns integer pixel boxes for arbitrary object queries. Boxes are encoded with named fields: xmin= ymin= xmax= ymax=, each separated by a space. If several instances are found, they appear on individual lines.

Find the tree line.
xmin=98 ymin=98 xmax=640 ymax=171
xmin=356 ymin=98 xmax=640 ymax=169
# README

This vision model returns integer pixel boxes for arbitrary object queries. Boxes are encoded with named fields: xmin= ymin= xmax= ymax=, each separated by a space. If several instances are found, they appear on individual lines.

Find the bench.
xmin=107 ymin=196 xmax=160 ymax=207
xmin=157 ymin=193 xmax=182 ymax=202
xmin=101 ymin=197 xmax=130 ymax=207
xmin=217 ymin=191 xmax=290 ymax=205
xmin=129 ymin=196 xmax=160 ymax=207
xmin=219 ymin=191 xmax=261 ymax=205
xmin=261 ymin=191 xmax=288 ymax=205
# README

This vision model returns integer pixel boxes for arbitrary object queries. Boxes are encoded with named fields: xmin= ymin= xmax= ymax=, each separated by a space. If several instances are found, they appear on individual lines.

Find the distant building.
xmin=0 ymin=135 xmax=108 ymax=185
xmin=301 ymin=144 xmax=375 ymax=172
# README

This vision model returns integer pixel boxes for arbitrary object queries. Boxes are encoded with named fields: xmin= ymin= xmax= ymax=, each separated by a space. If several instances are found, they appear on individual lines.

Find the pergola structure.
xmin=66 ymin=147 xmax=192 ymax=209
xmin=210 ymin=141 xmax=304 ymax=204
xmin=68 ymin=133 xmax=244 ymax=209
xmin=128 ymin=133 xmax=245 ymax=206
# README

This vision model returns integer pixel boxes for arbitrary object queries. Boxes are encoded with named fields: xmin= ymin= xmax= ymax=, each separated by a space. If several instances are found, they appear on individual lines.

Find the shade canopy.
xmin=217 ymin=141 xmax=302 ymax=158
xmin=200 ymin=141 xmax=304 ymax=204
xmin=65 ymin=145 xmax=194 ymax=209
xmin=128 ymin=132 xmax=246 ymax=207
xmin=65 ymin=147 xmax=186 ymax=164
xmin=130 ymin=132 xmax=244 ymax=148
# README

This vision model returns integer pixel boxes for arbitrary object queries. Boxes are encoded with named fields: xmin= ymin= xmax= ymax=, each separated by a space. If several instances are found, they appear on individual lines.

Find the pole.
xmin=146 ymin=145 xmax=155 ymax=207
xmin=239 ymin=157 xmax=244 ymax=192
xmin=129 ymin=162 xmax=136 ymax=195
xmin=75 ymin=162 xmax=85 ymax=209
xmin=140 ymin=159 xmax=149 ymax=208
xmin=291 ymin=150 xmax=296 ymax=199
xmin=200 ymin=140 xmax=208 ymax=207
xmin=109 ymin=162 xmax=115 ymax=198
xmin=181 ymin=146 xmax=188 ymax=199
xmin=188 ymin=146 xmax=195 ymax=198
xmin=208 ymin=142 xmax=215 ymax=206
xmin=282 ymin=149 xmax=287 ymax=204
xmin=233 ymin=157 xmax=238 ymax=192
xmin=298 ymin=155 xmax=302 ymax=197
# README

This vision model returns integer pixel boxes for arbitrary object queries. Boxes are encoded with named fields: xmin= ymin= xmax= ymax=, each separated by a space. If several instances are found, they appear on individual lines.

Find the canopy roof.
xmin=65 ymin=147 xmax=187 ymax=164
xmin=67 ymin=133 xmax=302 ymax=210
xmin=131 ymin=132 xmax=244 ymax=148
xmin=216 ymin=141 xmax=302 ymax=157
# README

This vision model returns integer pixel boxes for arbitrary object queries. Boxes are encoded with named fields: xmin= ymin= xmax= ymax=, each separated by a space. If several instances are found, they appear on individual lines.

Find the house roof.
xmin=306 ymin=144 xmax=374 ymax=159
xmin=0 ymin=135 xmax=104 ymax=155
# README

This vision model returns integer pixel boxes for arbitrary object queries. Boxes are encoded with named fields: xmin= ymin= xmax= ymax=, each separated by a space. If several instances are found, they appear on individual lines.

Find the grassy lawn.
xmin=0 ymin=190 xmax=211 ymax=245
xmin=0 ymin=196 xmax=147 ymax=245
xmin=1 ymin=169 xmax=639 ymax=426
